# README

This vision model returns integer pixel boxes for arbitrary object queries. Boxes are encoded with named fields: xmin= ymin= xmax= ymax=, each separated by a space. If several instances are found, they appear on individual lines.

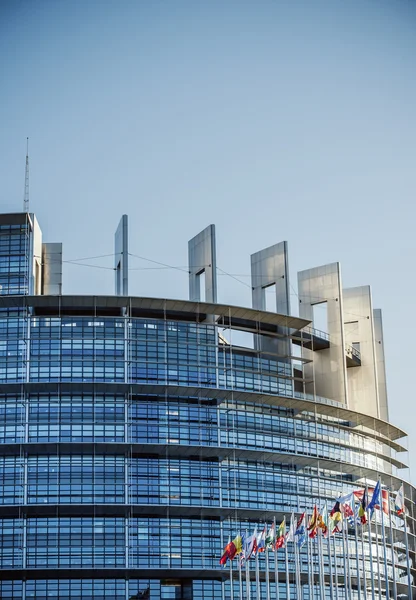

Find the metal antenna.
xmin=23 ymin=137 xmax=29 ymax=213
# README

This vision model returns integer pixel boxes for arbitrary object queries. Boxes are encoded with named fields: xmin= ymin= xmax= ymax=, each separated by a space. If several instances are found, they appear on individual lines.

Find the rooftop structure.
xmin=0 ymin=212 xmax=413 ymax=600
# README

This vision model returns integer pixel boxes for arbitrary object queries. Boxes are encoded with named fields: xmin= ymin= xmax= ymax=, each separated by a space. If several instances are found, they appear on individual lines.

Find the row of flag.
xmin=220 ymin=482 xmax=406 ymax=565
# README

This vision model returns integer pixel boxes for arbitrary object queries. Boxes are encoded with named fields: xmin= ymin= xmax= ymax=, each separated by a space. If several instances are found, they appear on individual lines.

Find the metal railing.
xmin=302 ymin=325 xmax=330 ymax=342
xmin=345 ymin=343 xmax=361 ymax=361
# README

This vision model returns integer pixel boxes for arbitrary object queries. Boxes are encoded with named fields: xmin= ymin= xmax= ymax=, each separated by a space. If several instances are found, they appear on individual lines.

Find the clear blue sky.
xmin=1 ymin=0 xmax=415 ymax=477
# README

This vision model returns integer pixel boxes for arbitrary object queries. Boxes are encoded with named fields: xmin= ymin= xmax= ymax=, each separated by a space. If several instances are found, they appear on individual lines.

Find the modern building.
xmin=0 ymin=212 xmax=414 ymax=599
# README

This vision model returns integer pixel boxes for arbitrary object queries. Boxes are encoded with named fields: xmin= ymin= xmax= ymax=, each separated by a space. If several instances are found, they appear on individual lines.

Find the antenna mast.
xmin=23 ymin=137 xmax=29 ymax=213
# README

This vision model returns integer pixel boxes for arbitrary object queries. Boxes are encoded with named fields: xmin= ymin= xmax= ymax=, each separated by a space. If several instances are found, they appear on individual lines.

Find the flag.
xmin=329 ymin=499 xmax=343 ymax=534
xmin=354 ymin=486 xmax=388 ymax=515
xmin=358 ymin=488 xmax=367 ymax=525
xmin=395 ymin=485 xmax=405 ymax=516
xmin=380 ymin=489 xmax=389 ymax=515
xmin=256 ymin=525 xmax=267 ymax=553
xmin=308 ymin=506 xmax=319 ymax=538
xmin=265 ymin=522 xmax=275 ymax=550
xmin=318 ymin=504 xmax=328 ymax=537
xmin=275 ymin=518 xmax=286 ymax=549
xmin=240 ymin=532 xmax=246 ymax=564
xmin=341 ymin=500 xmax=355 ymax=526
xmin=234 ymin=534 xmax=243 ymax=555
xmin=295 ymin=512 xmax=307 ymax=548
xmin=219 ymin=534 xmax=242 ymax=565
xmin=220 ymin=537 xmax=232 ymax=565
xmin=368 ymin=481 xmax=381 ymax=518
xmin=330 ymin=514 xmax=343 ymax=534
xmin=244 ymin=527 xmax=257 ymax=560
xmin=330 ymin=500 xmax=342 ymax=521
xmin=286 ymin=512 xmax=296 ymax=543
xmin=338 ymin=491 xmax=354 ymax=505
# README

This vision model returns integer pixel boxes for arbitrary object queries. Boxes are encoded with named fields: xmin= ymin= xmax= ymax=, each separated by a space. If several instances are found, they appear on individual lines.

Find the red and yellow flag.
xmin=219 ymin=535 xmax=243 ymax=565
xmin=307 ymin=506 xmax=319 ymax=538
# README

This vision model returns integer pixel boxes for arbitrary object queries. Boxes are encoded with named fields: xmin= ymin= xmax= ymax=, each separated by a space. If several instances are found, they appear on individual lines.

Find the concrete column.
xmin=251 ymin=241 xmax=290 ymax=315
xmin=298 ymin=263 xmax=348 ymax=405
xmin=28 ymin=213 xmax=43 ymax=295
xmin=115 ymin=215 xmax=129 ymax=296
xmin=188 ymin=225 xmax=217 ymax=303
xmin=42 ymin=243 xmax=62 ymax=295
xmin=251 ymin=241 xmax=291 ymax=357
xmin=343 ymin=286 xmax=380 ymax=418
xmin=373 ymin=308 xmax=389 ymax=422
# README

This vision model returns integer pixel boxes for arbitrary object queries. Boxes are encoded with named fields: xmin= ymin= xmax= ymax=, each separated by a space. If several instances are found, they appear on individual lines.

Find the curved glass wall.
xmin=0 ymin=306 xmax=414 ymax=599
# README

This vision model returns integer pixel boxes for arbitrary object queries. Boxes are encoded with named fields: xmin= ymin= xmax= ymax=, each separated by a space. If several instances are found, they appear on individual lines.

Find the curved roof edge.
xmin=0 ymin=294 xmax=311 ymax=331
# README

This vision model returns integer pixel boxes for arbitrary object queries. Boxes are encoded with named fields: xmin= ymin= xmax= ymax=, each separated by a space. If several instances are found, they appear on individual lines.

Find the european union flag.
xmin=367 ymin=480 xmax=381 ymax=518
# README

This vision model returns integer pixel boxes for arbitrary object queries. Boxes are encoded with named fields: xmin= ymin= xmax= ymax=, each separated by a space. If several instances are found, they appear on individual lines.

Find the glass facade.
xmin=0 ymin=299 xmax=414 ymax=599
xmin=0 ymin=221 xmax=31 ymax=296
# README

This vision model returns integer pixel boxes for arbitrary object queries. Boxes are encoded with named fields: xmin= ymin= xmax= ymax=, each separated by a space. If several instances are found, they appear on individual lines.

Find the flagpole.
xmin=230 ymin=557 xmax=234 ymax=600
xmin=367 ymin=510 xmax=376 ymax=600
xmin=265 ymin=547 xmax=270 ymax=600
xmin=246 ymin=559 xmax=251 ymax=600
xmin=360 ymin=521 xmax=368 ymax=600
xmin=354 ymin=517 xmax=362 ymax=600
xmin=341 ymin=522 xmax=350 ymax=600
xmin=403 ymin=510 xmax=412 ymax=600
xmin=346 ymin=522 xmax=353 ymax=600
xmin=380 ymin=492 xmax=390 ymax=600
xmin=284 ymin=540 xmax=290 ymax=600
xmin=318 ymin=532 xmax=325 ymax=600
xmin=238 ymin=556 xmax=243 ymax=600
xmin=327 ymin=532 xmax=334 ymax=600
xmin=332 ymin=534 xmax=339 ymax=600
xmin=387 ymin=493 xmax=397 ymax=600
xmin=273 ymin=518 xmax=280 ymax=600
xmin=294 ymin=538 xmax=301 ymax=600
xmin=255 ymin=551 xmax=260 ymax=600
xmin=374 ymin=511 xmax=383 ymax=599
xmin=308 ymin=531 xmax=315 ymax=600
xmin=243 ymin=529 xmax=251 ymax=600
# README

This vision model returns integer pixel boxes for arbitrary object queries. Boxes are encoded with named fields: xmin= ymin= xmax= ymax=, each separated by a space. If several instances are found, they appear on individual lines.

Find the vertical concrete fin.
xmin=188 ymin=225 xmax=217 ymax=303
xmin=298 ymin=262 xmax=348 ymax=405
xmin=115 ymin=215 xmax=129 ymax=296
xmin=250 ymin=241 xmax=291 ymax=358
xmin=42 ymin=243 xmax=63 ymax=295
xmin=28 ymin=213 xmax=43 ymax=295
xmin=373 ymin=308 xmax=389 ymax=422
xmin=343 ymin=286 xmax=379 ymax=418
xmin=250 ymin=241 xmax=290 ymax=315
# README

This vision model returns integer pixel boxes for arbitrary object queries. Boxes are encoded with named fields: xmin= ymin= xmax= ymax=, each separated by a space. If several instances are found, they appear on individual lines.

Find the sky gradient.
xmin=1 ymin=0 xmax=416 ymax=476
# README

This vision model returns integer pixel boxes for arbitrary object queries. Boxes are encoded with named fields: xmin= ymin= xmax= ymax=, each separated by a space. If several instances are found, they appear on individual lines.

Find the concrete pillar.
xmin=251 ymin=241 xmax=291 ymax=357
xmin=298 ymin=263 xmax=348 ymax=405
xmin=343 ymin=286 xmax=380 ymax=418
xmin=251 ymin=241 xmax=290 ymax=315
xmin=115 ymin=215 xmax=129 ymax=296
xmin=188 ymin=225 xmax=217 ymax=303
xmin=373 ymin=308 xmax=389 ymax=422
xmin=42 ymin=243 xmax=62 ymax=295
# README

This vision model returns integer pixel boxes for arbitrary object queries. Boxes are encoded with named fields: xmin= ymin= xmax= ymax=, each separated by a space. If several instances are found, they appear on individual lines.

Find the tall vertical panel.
xmin=373 ymin=308 xmax=389 ymax=422
xmin=251 ymin=241 xmax=290 ymax=315
xmin=114 ymin=215 xmax=129 ymax=296
xmin=251 ymin=241 xmax=291 ymax=357
xmin=188 ymin=224 xmax=217 ymax=303
xmin=298 ymin=263 xmax=348 ymax=405
xmin=343 ymin=286 xmax=379 ymax=418
xmin=42 ymin=243 xmax=63 ymax=295
xmin=29 ymin=214 xmax=43 ymax=295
